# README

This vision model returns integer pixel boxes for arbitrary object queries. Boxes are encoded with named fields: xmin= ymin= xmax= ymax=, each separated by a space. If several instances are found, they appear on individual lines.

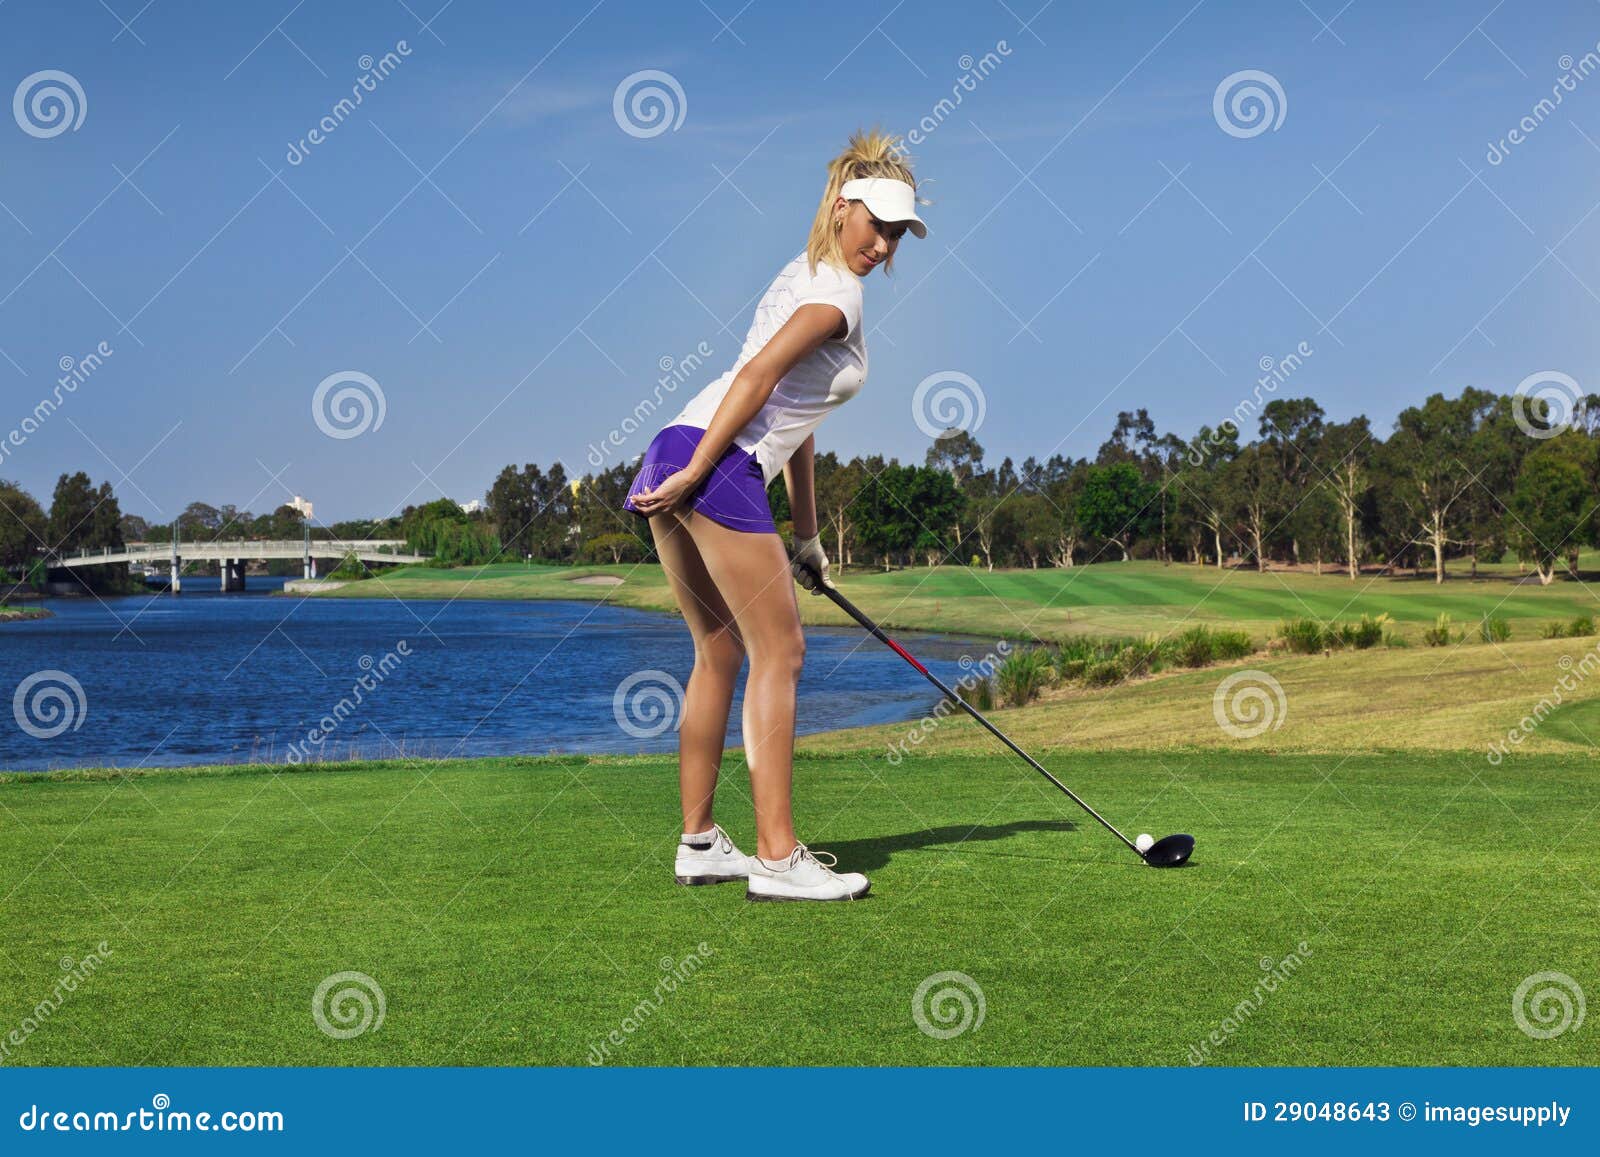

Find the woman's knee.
xmin=748 ymin=626 xmax=805 ymax=681
xmin=693 ymin=625 xmax=746 ymax=679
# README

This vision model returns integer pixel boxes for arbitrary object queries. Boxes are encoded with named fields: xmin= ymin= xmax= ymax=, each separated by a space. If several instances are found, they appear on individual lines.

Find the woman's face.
xmin=835 ymin=197 xmax=907 ymax=276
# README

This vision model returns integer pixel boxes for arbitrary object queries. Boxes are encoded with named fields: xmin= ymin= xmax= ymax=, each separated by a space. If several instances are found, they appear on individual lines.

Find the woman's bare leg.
xmin=678 ymin=512 xmax=804 ymax=861
xmin=646 ymin=511 xmax=745 ymax=834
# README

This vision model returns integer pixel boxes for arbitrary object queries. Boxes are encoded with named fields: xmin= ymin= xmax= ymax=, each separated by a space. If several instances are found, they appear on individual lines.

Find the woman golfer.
xmin=622 ymin=128 xmax=927 ymax=901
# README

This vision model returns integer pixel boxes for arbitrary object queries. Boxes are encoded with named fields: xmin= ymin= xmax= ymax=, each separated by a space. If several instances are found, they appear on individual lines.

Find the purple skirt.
xmin=622 ymin=424 xmax=776 ymax=534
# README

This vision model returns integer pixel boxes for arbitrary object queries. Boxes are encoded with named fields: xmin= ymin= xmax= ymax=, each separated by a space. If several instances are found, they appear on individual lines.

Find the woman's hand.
xmin=790 ymin=532 xmax=835 ymax=594
xmin=629 ymin=466 xmax=706 ymax=517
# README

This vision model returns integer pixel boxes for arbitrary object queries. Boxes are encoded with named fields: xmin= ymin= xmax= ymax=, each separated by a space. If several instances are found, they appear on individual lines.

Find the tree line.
xmin=490 ymin=386 xmax=1594 ymax=584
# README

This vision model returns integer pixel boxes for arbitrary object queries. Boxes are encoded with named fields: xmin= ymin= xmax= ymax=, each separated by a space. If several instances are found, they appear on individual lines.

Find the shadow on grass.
xmin=821 ymin=819 xmax=1078 ymax=872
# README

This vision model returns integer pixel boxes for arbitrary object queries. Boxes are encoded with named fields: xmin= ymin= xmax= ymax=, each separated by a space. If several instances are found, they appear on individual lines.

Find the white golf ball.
xmin=1135 ymin=833 xmax=1155 ymax=853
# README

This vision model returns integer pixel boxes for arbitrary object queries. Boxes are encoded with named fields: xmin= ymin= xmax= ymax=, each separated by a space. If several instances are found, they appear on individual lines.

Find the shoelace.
xmin=790 ymin=842 xmax=839 ymax=872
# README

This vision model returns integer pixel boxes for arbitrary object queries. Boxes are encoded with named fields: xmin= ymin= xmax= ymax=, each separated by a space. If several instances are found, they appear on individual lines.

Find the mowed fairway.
xmin=1 ymin=751 xmax=1595 ymax=1066
xmin=305 ymin=559 xmax=1600 ymax=644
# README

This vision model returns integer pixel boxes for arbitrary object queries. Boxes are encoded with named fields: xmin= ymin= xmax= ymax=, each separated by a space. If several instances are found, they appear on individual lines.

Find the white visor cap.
xmin=839 ymin=177 xmax=927 ymax=239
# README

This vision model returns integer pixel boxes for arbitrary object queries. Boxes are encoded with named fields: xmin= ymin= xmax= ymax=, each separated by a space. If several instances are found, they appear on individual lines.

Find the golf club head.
xmin=1142 ymin=833 xmax=1194 ymax=868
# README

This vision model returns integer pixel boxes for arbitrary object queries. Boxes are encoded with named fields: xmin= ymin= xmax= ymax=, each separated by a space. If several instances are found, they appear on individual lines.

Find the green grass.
xmin=799 ymin=635 xmax=1600 ymax=756
xmin=1 ymin=752 xmax=1594 ymax=1066
xmin=308 ymin=559 xmax=1600 ymax=646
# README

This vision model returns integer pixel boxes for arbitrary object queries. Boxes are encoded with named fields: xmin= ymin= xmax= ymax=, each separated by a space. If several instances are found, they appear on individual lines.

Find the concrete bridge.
xmin=48 ymin=539 xmax=429 ymax=592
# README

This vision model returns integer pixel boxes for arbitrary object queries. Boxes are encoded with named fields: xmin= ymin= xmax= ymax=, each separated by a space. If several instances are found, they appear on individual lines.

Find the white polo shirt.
xmin=666 ymin=251 xmax=866 ymax=488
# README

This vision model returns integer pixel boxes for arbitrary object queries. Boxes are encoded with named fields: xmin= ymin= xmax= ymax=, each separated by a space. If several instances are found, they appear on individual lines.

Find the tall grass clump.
xmin=1171 ymin=625 xmax=1218 ymax=667
xmin=995 ymin=647 xmax=1056 ymax=707
xmin=1276 ymin=613 xmax=1390 ymax=653
xmin=951 ymin=675 xmax=995 ymax=712
xmin=1278 ymin=619 xmax=1326 ymax=654
xmin=1211 ymin=629 xmax=1254 ymax=660
xmin=1041 ymin=626 xmax=1256 ymax=691
xmin=1344 ymin=614 xmax=1388 ymax=649
xmin=1479 ymin=615 xmax=1511 ymax=643
xmin=1421 ymin=613 xmax=1460 ymax=647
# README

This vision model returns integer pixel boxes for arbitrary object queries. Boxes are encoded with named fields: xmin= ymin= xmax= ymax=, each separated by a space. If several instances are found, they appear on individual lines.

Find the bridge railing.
xmin=48 ymin=540 xmax=419 ymax=562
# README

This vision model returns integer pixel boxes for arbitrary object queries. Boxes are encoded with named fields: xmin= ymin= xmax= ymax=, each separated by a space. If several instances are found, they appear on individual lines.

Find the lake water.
xmin=0 ymin=577 xmax=1003 ymax=772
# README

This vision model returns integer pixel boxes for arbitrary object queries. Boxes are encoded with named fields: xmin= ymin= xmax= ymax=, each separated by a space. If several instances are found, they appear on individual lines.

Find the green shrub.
xmin=952 ymin=676 xmax=995 ymax=712
xmin=1212 ymin=629 xmax=1254 ymax=660
xmin=327 ymin=552 xmax=368 ymax=580
xmin=1082 ymin=657 xmax=1127 ymax=686
xmin=1279 ymin=614 xmax=1388 ymax=653
xmin=1479 ymin=615 xmax=1511 ymax=643
xmin=1171 ymin=625 xmax=1217 ymax=668
xmin=1278 ymin=619 xmax=1326 ymax=654
xmin=1046 ymin=626 xmax=1253 ymax=688
xmin=1540 ymin=621 xmax=1567 ymax=640
xmin=1421 ymin=613 xmax=1459 ymax=646
xmin=1051 ymin=636 xmax=1129 ymax=683
xmin=996 ymin=648 xmax=1055 ymax=706
xmin=1346 ymin=613 xmax=1390 ymax=649
xmin=1569 ymin=616 xmax=1595 ymax=638
xmin=1117 ymin=634 xmax=1166 ymax=678
xmin=1273 ymin=620 xmax=1324 ymax=656
xmin=1054 ymin=658 xmax=1088 ymax=682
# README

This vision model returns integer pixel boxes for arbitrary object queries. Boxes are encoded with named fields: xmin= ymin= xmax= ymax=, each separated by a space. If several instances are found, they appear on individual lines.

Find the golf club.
xmin=799 ymin=564 xmax=1194 ymax=868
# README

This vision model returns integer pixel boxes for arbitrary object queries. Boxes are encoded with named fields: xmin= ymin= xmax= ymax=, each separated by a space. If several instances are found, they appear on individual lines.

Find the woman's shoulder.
xmin=786 ymin=252 xmax=861 ymax=298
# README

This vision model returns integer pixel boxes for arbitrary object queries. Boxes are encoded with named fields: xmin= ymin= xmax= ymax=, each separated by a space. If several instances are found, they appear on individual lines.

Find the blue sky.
xmin=3 ymin=0 xmax=1598 ymax=523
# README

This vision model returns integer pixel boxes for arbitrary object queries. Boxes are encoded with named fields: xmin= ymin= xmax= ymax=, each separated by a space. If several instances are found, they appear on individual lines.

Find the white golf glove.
xmin=790 ymin=532 xmax=835 ymax=594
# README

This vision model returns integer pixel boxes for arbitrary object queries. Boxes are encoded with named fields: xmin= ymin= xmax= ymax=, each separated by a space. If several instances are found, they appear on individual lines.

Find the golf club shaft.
xmin=811 ymin=575 xmax=1139 ymax=855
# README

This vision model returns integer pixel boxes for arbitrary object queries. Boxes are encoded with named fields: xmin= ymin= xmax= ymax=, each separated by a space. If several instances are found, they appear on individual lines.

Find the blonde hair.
xmin=805 ymin=126 xmax=926 ymax=278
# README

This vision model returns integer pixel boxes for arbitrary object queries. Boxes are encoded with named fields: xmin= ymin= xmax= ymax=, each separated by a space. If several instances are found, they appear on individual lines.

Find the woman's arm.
xmin=682 ymin=303 xmax=845 ymax=483
xmin=627 ymin=301 xmax=846 ymax=519
xmin=783 ymin=434 xmax=819 ymax=539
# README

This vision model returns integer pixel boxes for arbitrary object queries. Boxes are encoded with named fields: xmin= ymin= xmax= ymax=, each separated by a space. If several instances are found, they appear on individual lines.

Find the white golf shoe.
xmin=746 ymin=842 xmax=870 ymax=902
xmin=674 ymin=823 xmax=750 ymax=886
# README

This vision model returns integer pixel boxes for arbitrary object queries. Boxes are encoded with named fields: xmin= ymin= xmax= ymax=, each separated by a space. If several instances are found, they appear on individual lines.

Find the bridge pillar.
xmin=222 ymin=558 xmax=245 ymax=592
xmin=170 ymin=544 xmax=181 ymax=594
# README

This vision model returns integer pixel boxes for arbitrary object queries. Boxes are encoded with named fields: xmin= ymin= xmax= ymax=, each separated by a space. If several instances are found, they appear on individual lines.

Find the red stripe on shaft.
xmin=884 ymin=637 xmax=929 ymax=675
